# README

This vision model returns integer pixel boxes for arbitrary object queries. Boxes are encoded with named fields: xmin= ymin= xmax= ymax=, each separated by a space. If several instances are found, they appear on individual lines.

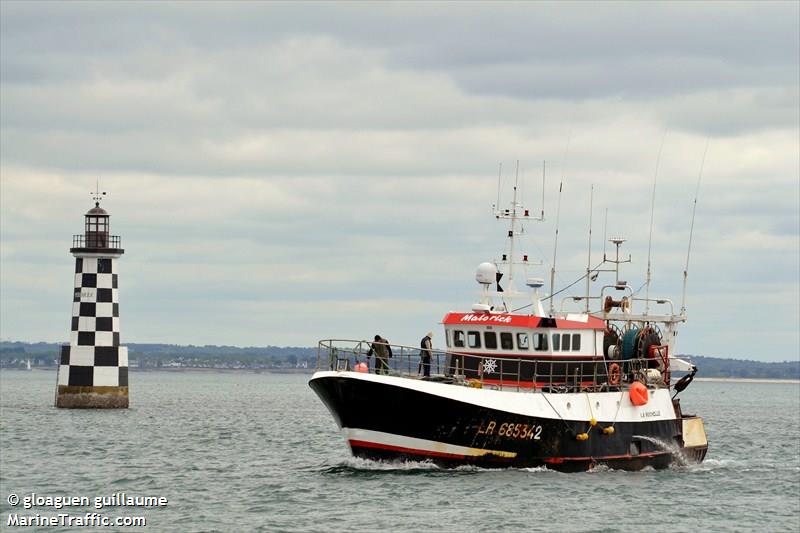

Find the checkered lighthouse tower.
xmin=56 ymin=195 xmax=128 ymax=408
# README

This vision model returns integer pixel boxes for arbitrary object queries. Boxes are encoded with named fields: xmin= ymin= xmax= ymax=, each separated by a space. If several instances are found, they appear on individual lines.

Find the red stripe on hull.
xmin=348 ymin=439 xmax=470 ymax=460
xmin=543 ymin=451 xmax=665 ymax=464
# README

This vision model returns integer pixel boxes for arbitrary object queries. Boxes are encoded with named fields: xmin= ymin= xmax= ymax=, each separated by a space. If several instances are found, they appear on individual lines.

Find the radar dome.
xmin=475 ymin=262 xmax=497 ymax=285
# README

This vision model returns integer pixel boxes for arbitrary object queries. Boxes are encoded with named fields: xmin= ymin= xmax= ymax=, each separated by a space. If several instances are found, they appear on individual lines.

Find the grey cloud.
xmin=1 ymin=2 xmax=797 ymax=359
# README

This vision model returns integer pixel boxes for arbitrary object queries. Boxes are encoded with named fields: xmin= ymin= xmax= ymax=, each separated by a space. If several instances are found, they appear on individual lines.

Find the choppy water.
xmin=1 ymin=370 xmax=798 ymax=532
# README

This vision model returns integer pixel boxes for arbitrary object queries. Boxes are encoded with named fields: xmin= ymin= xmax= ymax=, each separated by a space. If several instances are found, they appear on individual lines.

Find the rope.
xmin=540 ymin=392 xmax=575 ymax=435
xmin=585 ymin=392 xmax=596 ymax=435
xmin=603 ymin=390 xmax=626 ymax=433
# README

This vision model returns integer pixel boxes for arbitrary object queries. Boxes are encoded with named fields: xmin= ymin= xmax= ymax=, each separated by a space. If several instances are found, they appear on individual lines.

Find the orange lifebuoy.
xmin=609 ymin=363 xmax=621 ymax=386
xmin=629 ymin=381 xmax=649 ymax=406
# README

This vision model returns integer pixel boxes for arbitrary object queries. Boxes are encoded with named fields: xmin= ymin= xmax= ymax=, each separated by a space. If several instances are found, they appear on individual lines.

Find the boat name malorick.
xmin=460 ymin=314 xmax=513 ymax=324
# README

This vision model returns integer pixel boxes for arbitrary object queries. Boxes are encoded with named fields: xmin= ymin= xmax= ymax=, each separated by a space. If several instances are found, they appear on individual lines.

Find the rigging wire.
xmin=512 ymin=259 xmax=605 ymax=313
xmin=681 ymin=137 xmax=709 ymax=316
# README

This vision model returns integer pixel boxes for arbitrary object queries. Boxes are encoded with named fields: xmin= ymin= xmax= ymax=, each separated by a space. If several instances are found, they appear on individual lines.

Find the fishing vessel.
xmin=309 ymin=166 xmax=707 ymax=471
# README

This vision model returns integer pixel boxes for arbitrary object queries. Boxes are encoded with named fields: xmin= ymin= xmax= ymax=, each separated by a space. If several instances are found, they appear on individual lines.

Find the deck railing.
xmin=316 ymin=339 xmax=666 ymax=393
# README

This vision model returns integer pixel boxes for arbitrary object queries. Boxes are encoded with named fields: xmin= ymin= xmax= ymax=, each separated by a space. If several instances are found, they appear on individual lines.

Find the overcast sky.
xmin=1 ymin=1 xmax=798 ymax=361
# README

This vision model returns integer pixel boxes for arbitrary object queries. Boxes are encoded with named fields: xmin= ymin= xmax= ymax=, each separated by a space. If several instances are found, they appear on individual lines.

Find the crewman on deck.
xmin=366 ymin=335 xmax=392 ymax=375
xmin=419 ymin=331 xmax=433 ymax=377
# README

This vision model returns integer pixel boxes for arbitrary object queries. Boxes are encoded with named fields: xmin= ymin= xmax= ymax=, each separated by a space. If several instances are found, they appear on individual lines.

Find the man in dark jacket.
xmin=366 ymin=335 xmax=392 ymax=375
xmin=419 ymin=331 xmax=433 ymax=377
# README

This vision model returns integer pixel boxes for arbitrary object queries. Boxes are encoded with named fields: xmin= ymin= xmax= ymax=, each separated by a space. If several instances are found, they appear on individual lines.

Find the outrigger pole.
xmin=645 ymin=130 xmax=667 ymax=316
xmin=550 ymin=132 xmax=571 ymax=316
xmin=681 ymin=137 xmax=709 ymax=317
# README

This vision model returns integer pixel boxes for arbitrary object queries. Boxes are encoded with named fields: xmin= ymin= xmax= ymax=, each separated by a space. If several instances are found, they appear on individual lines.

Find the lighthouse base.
xmin=55 ymin=386 xmax=129 ymax=409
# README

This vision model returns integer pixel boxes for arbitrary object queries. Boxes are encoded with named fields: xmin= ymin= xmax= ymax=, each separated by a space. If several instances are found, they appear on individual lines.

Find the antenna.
xmin=602 ymin=207 xmax=608 ymax=259
xmin=541 ymin=160 xmax=546 ymax=219
xmin=508 ymin=160 xmax=520 ymax=294
xmin=549 ymin=131 xmax=571 ymax=315
xmin=645 ymin=130 xmax=667 ymax=315
xmin=585 ymin=184 xmax=594 ymax=313
xmin=549 ymin=183 xmax=564 ymax=316
xmin=494 ymin=163 xmax=502 ymax=212
xmin=91 ymin=180 xmax=107 ymax=207
xmin=681 ymin=138 xmax=709 ymax=316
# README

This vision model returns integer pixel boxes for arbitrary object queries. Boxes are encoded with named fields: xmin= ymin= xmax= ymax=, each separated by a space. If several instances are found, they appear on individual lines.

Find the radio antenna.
xmin=549 ymin=131 xmax=571 ymax=315
xmin=644 ymin=130 xmax=667 ymax=315
xmin=541 ymin=160 xmax=546 ymax=219
xmin=494 ymin=163 xmax=502 ymax=212
xmin=584 ymin=184 xmax=594 ymax=313
xmin=681 ymin=137 xmax=709 ymax=316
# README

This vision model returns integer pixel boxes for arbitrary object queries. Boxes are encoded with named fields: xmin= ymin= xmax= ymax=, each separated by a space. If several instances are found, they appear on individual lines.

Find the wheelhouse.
xmin=442 ymin=312 xmax=605 ymax=358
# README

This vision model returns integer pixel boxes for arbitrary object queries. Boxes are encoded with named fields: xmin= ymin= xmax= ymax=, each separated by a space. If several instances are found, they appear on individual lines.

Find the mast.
xmin=585 ymin=184 xmax=594 ymax=313
xmin=550 ymin=131 xmax=571 ymax=316
xmin=493 ymin=160 xmax=545 ymax=313
xmin=549 ymin=181 xmax=563 ymax=316
xmin=508 ymin=161 xmax=519 ymax=294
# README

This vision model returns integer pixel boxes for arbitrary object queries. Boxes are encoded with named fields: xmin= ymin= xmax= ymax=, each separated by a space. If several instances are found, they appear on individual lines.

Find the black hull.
xmin=310 ymin=373 xmax=707 ymax=472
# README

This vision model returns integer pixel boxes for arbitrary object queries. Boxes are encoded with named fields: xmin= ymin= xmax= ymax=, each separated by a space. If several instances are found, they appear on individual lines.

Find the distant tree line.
xmin=1 ymin=341 xmax=798 ymax=379
xmin=0 ymin=341 xmax=317 ymax=370
xmin=687 ymin=355 xmax=799 ymax=379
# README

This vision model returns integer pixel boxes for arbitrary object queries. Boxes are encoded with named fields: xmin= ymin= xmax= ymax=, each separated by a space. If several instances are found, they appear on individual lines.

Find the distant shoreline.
xmin=6 ymin=368 xmax=799 ymax=383
xmin=694 ymin=377 xmax=800 ymax=384
xmin=6 ymin=366 xmax=314 ymax=375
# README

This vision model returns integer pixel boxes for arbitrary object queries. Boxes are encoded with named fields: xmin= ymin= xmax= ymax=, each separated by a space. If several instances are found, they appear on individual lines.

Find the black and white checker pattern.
xmin=57 ymin=256 xmax=128 ymax=388
xmin=58 ymin=345 xmax=129 ymax=387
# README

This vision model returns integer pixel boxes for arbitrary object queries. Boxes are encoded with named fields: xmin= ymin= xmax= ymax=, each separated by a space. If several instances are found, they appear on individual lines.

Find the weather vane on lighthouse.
xmin=91 ymin=180 xmax=107 ymax=207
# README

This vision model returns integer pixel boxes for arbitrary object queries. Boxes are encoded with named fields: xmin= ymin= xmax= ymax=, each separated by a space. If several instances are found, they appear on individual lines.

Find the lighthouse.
xmin=56 ymin=192 xmax=128 ymax=408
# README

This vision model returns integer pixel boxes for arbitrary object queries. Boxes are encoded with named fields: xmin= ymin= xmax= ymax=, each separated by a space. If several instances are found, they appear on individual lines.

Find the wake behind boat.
xmin=310 ymin=165 xmax=707 ymax=471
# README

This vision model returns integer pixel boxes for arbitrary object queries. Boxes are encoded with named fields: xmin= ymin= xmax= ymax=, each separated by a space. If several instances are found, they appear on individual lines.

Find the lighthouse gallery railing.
xmin=316 ymin=339 xmax=668 ymax=393
xmin=72 ymin=234 xmax=122 ymax=249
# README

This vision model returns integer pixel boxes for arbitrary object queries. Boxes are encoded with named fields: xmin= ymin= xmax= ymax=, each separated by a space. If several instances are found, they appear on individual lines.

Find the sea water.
xmin=1 ymin=370 xmax=798 ymax=532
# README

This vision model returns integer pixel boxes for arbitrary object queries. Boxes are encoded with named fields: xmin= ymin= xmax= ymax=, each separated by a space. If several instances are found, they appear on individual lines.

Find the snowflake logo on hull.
xmin=482 ymin=358 xmax=498 ymax=374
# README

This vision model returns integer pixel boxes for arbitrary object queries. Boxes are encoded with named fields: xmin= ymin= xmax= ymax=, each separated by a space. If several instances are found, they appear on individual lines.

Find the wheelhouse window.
xmin=517 ymin=333 xmax=529 ymax=350
xmin=445 ymin=330 xmax=451 ymax=348
xmin=572 ymin=333 xmax=581 ymax=351
xmin=500 ymin=332 xmax=513 ymax=350
xmin=552 ymin=333 xmax=560 ymax=351
xmin=484 ymin=331 xmax=497 ymax=349
xmin=533 ymin=333 xmax=548 ymax=351
xmin=467 ymin=331 xmax=481 ymax=349
xmin=562 ymin=333 xmax=571 ymax=351
xmin=453 ymin=330 xmax=465 ymax=348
